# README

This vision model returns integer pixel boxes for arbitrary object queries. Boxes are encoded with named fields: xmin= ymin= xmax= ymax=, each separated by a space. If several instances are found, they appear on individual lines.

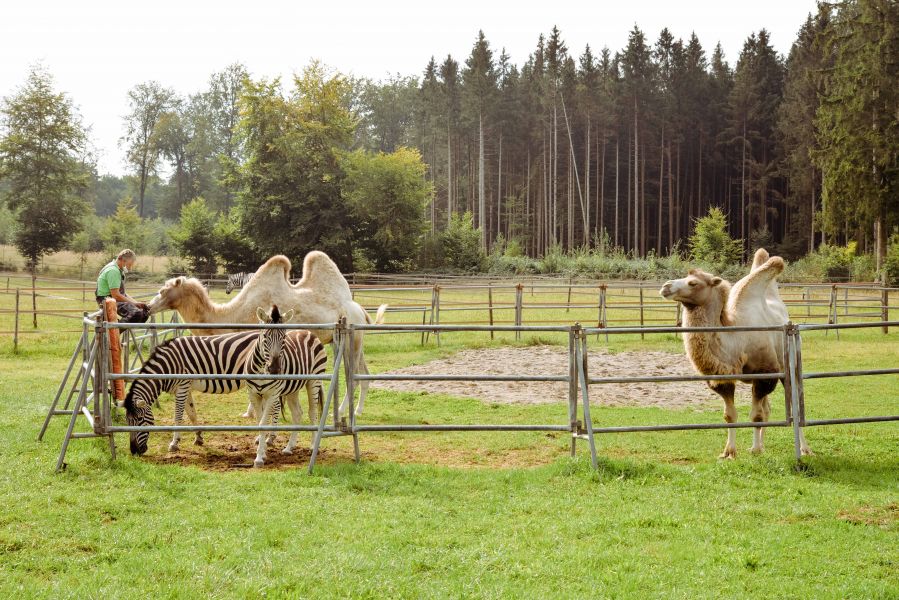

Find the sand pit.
xmin=373 ymin=345 xmax=724 ymax=410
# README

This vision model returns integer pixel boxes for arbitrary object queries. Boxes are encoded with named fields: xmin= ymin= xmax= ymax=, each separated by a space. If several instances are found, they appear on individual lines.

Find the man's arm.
xmin=110 ymin=289 xmax=147 ymax=308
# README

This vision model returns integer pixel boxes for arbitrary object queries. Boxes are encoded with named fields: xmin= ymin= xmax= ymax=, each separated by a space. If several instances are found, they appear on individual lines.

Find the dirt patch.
xmin=837 ymin=503 xmax=898 ymax=529
xmin=372 ymin=345 xmax=720 ymax=410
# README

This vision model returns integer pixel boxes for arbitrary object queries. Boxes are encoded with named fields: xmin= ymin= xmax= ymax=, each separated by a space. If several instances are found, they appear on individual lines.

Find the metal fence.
xmin=3 ymin=277 xmax=895 ymax=350
xmin=43 ymin=310 xmax=899 ymax=473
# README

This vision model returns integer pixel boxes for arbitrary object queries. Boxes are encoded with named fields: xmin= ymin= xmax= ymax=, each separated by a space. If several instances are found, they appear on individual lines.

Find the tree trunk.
xmin=31 ymin=263 xmax=37 ymax=328
xmin=615 ymin=136 xmax=620 ymax=247
xmin=657 ymin=126 xmax=664 ymax=254
xmin=633 ymin=100 xmax=639 ymax=255
xmin=585 ymin=117 xmax=591 ymax=245
xmin=497 ymin=132 xmax=502 ymax=241
xmin=600 ymin=137 xmax=606 ymax=244
xmin=667 ymin=143 xmax=674 ymax=252
xmin=446 ymin=123 xmax=452 ymax=227
xmin=478 ymin=111 xmax=486 ymax=251
xmin=741 ymin=118 xmax=747 ymax=251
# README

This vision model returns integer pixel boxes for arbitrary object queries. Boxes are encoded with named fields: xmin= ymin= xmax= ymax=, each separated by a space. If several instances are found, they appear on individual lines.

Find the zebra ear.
xmin=255 ymin=307 xmax=268 ymax=322
xmin=281 ymin=309 xmax=294 ymax=322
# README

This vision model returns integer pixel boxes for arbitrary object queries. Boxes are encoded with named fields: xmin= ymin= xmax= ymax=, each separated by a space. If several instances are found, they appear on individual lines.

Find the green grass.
xmin=0 ymin=285 xmax=897 ymax=597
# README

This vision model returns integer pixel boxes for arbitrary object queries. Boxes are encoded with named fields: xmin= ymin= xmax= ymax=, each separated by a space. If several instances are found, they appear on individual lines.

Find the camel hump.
xmin=257 ymin=255 xmax=291 ymax=279
xmin=751 ymin=248 xmax=770 ymax=270
xmin=299 ymin=251 xmax=351 ymax=293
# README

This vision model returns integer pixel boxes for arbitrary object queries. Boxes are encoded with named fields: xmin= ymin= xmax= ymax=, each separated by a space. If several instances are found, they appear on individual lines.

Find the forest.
xmin=0 ymin=0 xmax=897 ymax=280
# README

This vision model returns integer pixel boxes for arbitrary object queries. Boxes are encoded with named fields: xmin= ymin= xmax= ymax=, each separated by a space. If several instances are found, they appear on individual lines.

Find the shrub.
xmin=171 ymin=197 xmax=217 ymax=274
xmin=441 ymin=212 xmax=485 ymax=272
xmin=882 ymin=231 xmax=899 ymax=286
xmin=688 ymin=207 xmax=743 ymax=272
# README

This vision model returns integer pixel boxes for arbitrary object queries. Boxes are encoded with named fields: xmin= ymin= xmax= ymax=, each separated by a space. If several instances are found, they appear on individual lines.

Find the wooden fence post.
xmin=639 ymin=285 xmax=645 ymax=340
xmin=515 ymin=283 xmax=523 ymax=341
xmin=31 ymin=270 xmax=37 ymax=328
xmin=487 ymin=284 xmax=494 ymax=340
xmin=882 ymin=288 xmax=889 ymax=334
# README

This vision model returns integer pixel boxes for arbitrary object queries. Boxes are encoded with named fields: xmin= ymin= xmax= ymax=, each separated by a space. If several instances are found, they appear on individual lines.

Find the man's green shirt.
xmin=96 ymin=260 xmax=123 ymax=297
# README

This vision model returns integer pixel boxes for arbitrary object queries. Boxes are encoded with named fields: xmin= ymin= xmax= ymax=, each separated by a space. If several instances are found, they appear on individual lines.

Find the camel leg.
xmin=185 ymin=391 xmax=203 ymax=446
xmin=282 ymin=391 xmax=301 ymax=455
xmin=750 ymin=379 xmax=776 ymax=454
xmin=710 ymin=382 xmax=737 ymax=459
xmin=355 ymin=349 xmax=369 ymax=417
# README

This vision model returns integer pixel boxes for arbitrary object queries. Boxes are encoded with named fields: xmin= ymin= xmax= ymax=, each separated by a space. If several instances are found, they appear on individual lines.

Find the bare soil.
xmin=372 ymin=345 xmax=720 ymax=410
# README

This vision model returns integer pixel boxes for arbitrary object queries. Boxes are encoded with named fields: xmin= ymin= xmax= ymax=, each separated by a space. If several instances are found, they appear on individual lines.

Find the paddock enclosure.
xmin=36 ymin=276 xmax=898 ymax=473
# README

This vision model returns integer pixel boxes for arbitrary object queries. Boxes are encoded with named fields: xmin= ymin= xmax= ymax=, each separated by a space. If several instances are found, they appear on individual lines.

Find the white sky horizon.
xmin=2 ymin=0 xmax=818 ymax=176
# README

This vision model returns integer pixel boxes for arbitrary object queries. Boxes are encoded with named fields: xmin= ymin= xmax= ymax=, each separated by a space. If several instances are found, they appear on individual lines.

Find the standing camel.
xmin=660 ymin=249 xmax=812 ymax=458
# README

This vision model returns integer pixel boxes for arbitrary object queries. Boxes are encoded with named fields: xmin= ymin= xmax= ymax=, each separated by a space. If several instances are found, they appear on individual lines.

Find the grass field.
xmin=0 ymin=277 xmax=897 ymax=597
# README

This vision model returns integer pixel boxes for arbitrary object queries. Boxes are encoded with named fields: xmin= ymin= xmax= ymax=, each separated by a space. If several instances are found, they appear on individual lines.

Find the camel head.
xmin=255 ymin=305 xmax=294 ymax=375
xmin=660 ymin=269 xmax=726 ymax=308
xmin=147 ymin=276 xmax=207 ymax=315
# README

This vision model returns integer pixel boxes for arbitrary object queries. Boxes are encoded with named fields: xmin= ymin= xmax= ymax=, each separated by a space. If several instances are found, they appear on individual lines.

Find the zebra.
xmin=124 ymin=309 xmax=326 ymax=463
xmin=246 ymin=305 xmax=327 ymax=466
xmin=225 ymin=272 xmax=252 ymax=294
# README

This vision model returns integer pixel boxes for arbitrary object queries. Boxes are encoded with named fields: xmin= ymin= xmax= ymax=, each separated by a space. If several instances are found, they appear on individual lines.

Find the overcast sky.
xmin=1 ymin=0 xmax=818 ymax=176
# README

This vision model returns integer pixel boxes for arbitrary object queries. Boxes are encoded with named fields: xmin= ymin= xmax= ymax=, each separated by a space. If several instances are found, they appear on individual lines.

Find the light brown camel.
xmin=660 ymin=249 xmax=812 ymax=458
xmin=147 ymin=252 xmax=387 ymax=417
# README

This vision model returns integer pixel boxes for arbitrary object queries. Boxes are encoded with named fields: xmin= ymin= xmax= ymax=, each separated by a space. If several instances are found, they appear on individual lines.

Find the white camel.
xmin=660 ymin=249 xmax=813 ymax=458
xmin=147 ymin=252 xmax=386 ymax=417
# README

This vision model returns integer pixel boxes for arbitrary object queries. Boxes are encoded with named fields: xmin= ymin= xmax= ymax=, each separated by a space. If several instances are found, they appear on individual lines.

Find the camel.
xmin=147 ymin=252 xmax=387 ymax=417
xmin=660 ymin=248 xmax=812 ymax=458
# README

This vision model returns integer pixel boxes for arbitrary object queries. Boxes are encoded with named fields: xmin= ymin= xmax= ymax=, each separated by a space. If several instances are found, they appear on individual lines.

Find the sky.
xmin=1 ymin=0 xmax=819 ymax=176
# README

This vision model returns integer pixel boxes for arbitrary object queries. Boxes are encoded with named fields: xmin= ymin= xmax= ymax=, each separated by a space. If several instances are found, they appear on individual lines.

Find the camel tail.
xmin=365 ymin=304 xmax=388 ymax=325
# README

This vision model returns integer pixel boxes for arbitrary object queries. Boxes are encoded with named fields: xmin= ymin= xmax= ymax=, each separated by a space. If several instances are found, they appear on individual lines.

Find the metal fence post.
xmin=343 ymin=321 xmax=360 ymax=464
xmin=13 ymin=288 xmax=20 ymax=353
xmin=786 ymin=322 xmax=804 ymax=462
xmin=578 ymin=329 xmax=598 ymax=469
xmin=568 ymin=325 xmax=578 ymax=457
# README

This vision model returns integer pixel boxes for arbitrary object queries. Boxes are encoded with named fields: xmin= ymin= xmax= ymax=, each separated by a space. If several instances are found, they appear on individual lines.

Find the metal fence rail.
xmin=43 ymin=312 xmax=898 ymax=473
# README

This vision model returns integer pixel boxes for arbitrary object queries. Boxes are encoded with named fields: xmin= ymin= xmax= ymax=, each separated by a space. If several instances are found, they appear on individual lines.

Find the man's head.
xmin=117 ymin=249 xmax=136 ymax=272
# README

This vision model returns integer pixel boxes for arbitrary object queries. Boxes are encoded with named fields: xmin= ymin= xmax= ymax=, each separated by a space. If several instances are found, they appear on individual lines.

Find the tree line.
xmin=1 ymin=0 xmax=896 ymax=279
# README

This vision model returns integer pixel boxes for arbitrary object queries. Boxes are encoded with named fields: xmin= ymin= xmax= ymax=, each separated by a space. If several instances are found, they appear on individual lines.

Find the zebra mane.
xmin=270 ymin=305 xmax=281 ymax=323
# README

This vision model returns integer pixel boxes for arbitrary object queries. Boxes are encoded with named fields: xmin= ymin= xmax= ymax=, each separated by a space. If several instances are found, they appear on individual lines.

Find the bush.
xmin=688 ymin=207 xmax=742 ymax=272
xmin=0 ymin=205 xmax=16 ymax=245
xmin=213 ymin=208 xmax=260 ymax=273
xmin=171 ymin=197 xmax=217 ymax=274
xmin=440 ymin=212 xmax=485 ymax=272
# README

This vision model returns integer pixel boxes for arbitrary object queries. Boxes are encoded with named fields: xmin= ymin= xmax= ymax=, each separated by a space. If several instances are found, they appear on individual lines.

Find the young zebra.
xmin=124 ymin=311 xmax=326 ymax=463
xmin=225 ymin=272 xmax=252 ymax=294
xmin=246 ymin=305 xmax=327 ymax=466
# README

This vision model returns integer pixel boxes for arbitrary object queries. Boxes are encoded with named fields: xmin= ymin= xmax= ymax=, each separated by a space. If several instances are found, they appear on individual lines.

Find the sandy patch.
xmin=372 ymin=345 xmax=721 ymax=410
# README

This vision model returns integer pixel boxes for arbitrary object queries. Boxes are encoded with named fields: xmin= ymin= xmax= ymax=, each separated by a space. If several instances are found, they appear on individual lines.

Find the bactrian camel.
xmin=660 ymin=249 xmax=812 ymax=458
xmin=147 ymin=252 xmax=387 ymax=417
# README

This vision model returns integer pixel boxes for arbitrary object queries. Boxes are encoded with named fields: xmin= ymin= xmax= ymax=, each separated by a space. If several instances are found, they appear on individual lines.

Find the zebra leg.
xmin=266 ymin=396 xmax=282 ymax=447
xmin=254 ymin=395 xmax=275 ymax=467
xmin=185 ymin=390 xmax=203 ymax=446
xmin=248 ymin=390 xmax=264 ymax=447
xmin=282 ymin=391 xmax=301 ymax=455
xmin=169 ymin=385 xmax=188 ymax=452
xmin=241 ymin=400 xmax=255 ymax=419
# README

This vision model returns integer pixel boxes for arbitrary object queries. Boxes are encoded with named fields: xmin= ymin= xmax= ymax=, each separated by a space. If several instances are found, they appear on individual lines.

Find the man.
xmin=96 ymin=249 xmax=148 ymax=312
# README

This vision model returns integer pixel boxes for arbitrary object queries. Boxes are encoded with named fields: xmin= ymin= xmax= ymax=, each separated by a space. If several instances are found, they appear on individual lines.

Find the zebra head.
xmin=124 ymin=383 xmax=155 ymax=455
xmin=225 ymin=273 xmax=243 ymax=295
xmin=255 ymin=305 xmax=294 ymax=375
